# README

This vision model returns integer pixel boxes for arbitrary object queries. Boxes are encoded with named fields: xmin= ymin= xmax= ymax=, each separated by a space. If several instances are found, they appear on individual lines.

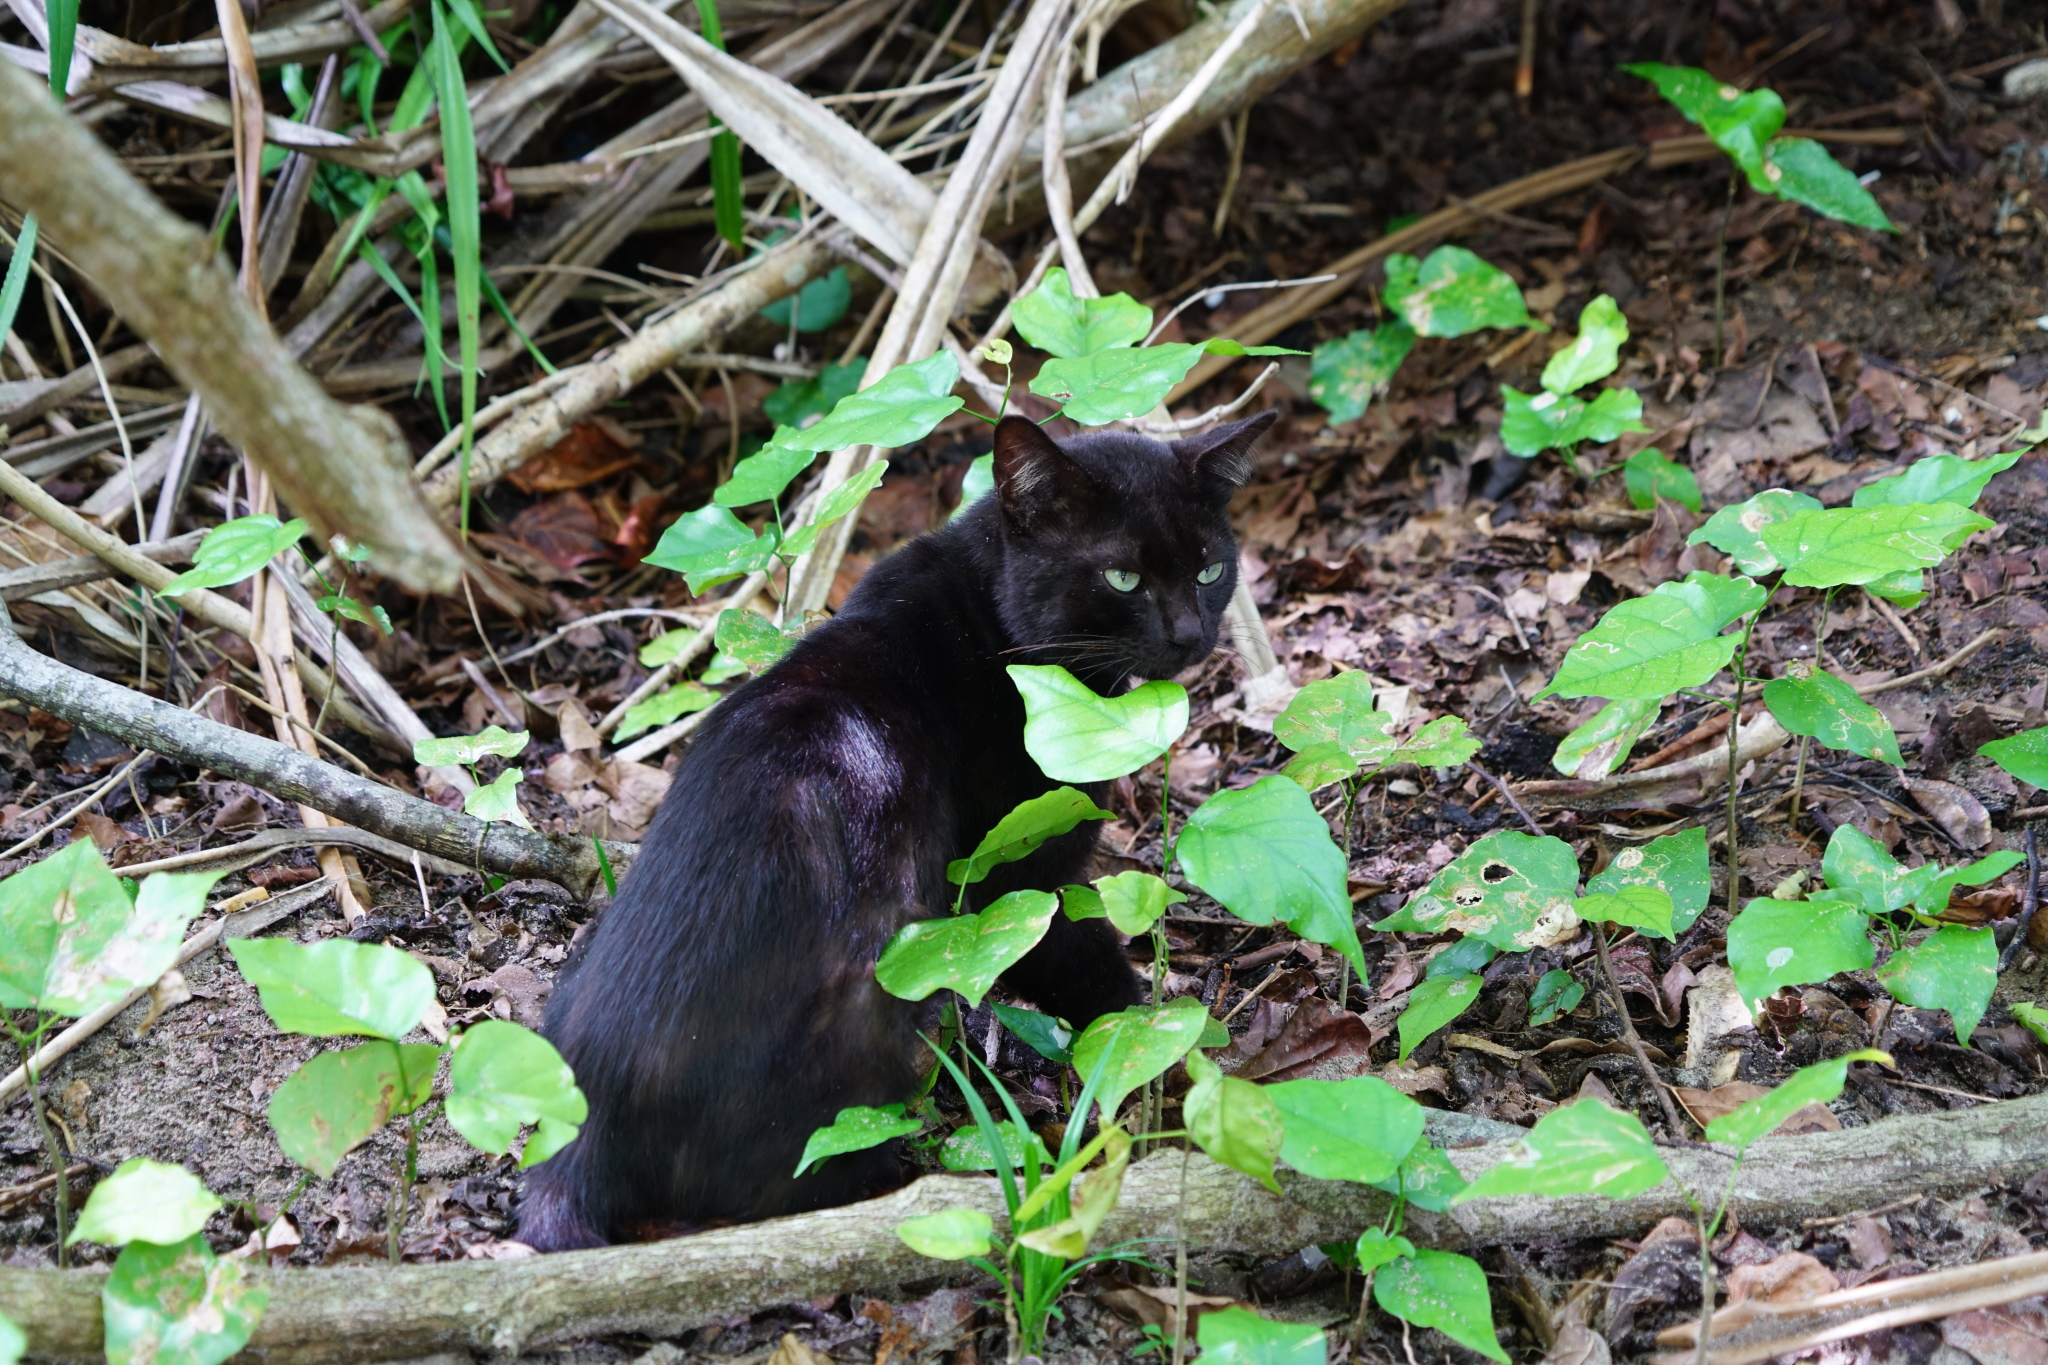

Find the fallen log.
xmin=0 ymin=599 xmax=628 ymax=898
xmin=5 ymin=1095 xmax=2042 ymax=1363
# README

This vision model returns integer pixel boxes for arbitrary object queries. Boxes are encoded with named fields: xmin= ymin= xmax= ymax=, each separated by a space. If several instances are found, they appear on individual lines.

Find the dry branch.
xmin=421 ymin=236 xmax=838 ymax=510
xmin=0 ymin=53 xmax=467 ymax=595
xmin=0 ymin=599 xmax=625 ymax=897
xmin=4 ymin=1096 xmax=2043 ymax=1362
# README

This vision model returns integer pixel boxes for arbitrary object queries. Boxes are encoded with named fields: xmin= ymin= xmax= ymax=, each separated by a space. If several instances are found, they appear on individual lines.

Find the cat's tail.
xmin=516 ymin=1145 xmax=611 ymax=1252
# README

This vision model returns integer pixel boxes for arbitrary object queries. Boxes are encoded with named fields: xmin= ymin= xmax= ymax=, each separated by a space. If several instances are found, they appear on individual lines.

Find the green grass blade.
xmin=480 ymin=269 xmax=557 ymax=374
xmin=929 ymin=1042 xmax=1021 ymax=1216
xmin=691 ymin=0 xmax=747 ymax=249
xmin=428 ymin=0 xmax=483 ymax=535
xmin=0 ymin=217 xmax=38 ymax=345
xmin=45 ymin=0 xmax=78 ymax=96
xmin=443 ymin=0 xmax=510 ymax=71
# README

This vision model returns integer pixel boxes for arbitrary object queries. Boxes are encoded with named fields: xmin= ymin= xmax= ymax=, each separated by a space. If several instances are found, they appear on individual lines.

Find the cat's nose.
xmin=1166 ymin=612 xmax=1204 ymax=652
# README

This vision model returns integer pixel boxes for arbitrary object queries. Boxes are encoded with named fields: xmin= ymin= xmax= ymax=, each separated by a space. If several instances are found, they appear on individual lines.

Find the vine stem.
xmin=1723 ymin=611 xmax=1764 ymax=924
xmin=8 ymin=1017 xmax=68 ymax=1267
xmin=1592 ymin=921 xmax=1688 ymax=1138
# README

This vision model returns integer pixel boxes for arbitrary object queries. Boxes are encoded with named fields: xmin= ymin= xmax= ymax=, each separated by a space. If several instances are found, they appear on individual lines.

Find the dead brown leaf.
xmin=1724 ymin=1252 xmax=1840 ymax=1307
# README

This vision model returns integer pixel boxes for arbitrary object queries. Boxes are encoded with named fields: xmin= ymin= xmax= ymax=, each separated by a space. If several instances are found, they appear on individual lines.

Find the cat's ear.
xmin=1173 ymin=409 xmax=1276 ymax=503
xmin=993 ymin=415 xmax=1098 ymax=530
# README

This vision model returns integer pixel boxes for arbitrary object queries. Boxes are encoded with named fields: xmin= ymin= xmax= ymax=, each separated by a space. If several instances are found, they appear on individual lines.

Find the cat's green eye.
xmin=1197 ymin=562 xmax=1225 ymax=585
xmin=1104 ymin=569 xmax=1141 ymax=593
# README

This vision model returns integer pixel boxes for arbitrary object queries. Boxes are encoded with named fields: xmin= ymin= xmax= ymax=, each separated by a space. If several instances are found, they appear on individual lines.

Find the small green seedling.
xmin=1624 ymin=63 xmax=1893 ymax=360
xmin=1310 ymin=246 xmax=1537 ymax=424
xmin=227 ymin=936 xmax=585 ymax=1264
xmin=71 ymin=1159 xmax=267 ymax=1365
xmin=0 ymin=840 xmax=225 ymax=1263
xmin=1727 ymin=824 xmax=2019 ymax=1041
xmin=413 ymin=725 xmax=532 ymax=828
xmin=1500 ymin=294 xmax=1648 ymax=471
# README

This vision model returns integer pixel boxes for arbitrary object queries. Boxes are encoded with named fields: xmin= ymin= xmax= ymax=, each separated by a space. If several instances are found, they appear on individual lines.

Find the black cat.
xmin=519 ymin=409 xmax=1276 ymax=1249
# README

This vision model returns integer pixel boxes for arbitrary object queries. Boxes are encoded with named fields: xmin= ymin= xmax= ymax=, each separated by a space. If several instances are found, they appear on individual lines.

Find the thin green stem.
xmin=1724 ymin=610 xmax=1764 ymax=923
xmin=9 ymin=1017 xmax=68 ymax=1267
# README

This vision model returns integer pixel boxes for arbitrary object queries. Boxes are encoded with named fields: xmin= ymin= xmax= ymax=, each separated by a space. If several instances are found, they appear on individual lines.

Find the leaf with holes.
xmin=1623 ymin=63 xmax=1785 ymax=184
xmin=1623 ymin=447 xmax=1701 ymax=512
xmin=1726 ymin=898 xmax=1875 ymax=1013
xmin=157 ymin=515 xmax=309 ymax=597
xmin=1762 ymin=503 xmax=1993 ymax=588
xmin=1009 ymin=665 xmax=1187 ymax=781
xmin=1586 ymin=827 xmax=1712 ymax=933
xmin=1879 ymin=926 xmax=1998 ymax=1044
xmin=69 ymin=1158 xmax=221 ymax=1248
xmin=446 ymin=1019 xmax=588 ymax=1168
xmin=1177 ymin=776 xmax=1364 ymax=979
xmin=644 ymin=503 xmax=779 ymax=593
xmin=796 ymin=1104 xmax=922 ymax=1177
xmin=948 ymin=788 xmax=1114 ymax=886
xmin=1384 ymin=246 xmax=1535 ymax=338
xmin=1266 ymin=1075 xmax=1425 ymax=1182
xmin=1396 ymin=970 xmax=1481 ymax=1060
xmin=1552 ymin=697 xmax=1662 ymax=780
xmin=1541 ymin=294 xmax=1629 ymax=394
xmin=1763 ymin=137 xmax=1895 ymax=231
xmin=777 ymin=351 xmax=962 ymax=453
xmin=1375 ymin=1250 xmax=1508 ymax=1363
xmin=1070 ymin=996 xmax=1210 ymax=1124
xmin=1309 ymin=321 xmax=1416 ymax=424
xmin=1854 ymin=450 xmax=2022 ymax=510
xmin=1688 ymin=489 xmax=1824 ymax=576
xmin=1374 ymin=831 xmax=1582 ymax=951
xmin=1704 ymin=1049 xmax=1891 ymax=1152
xmin=1011 ymin=268 xmax=1154 ymax=357
xmin=1184 ymin=1049 xmax=1284 ymax=1193
xmin=228 ymin=938 xmax=437 ymax=1041
xmin=1573 ymin=886 xmax=1676 ymax=940
xmin=1538 ymin=572 xmax=1766 ymax=701
xmin=875 ymin=890 xmax=1058 ymax=1008
xmin=1455 ymin=1098 xmax=1671 ymax=1202
xmin=1980 ymin=725 xmax=2048 ymax=789
xmin=1764 ymin=667 xmax=1903 ymax=765
xmin=102 ymin=1235 xmax=268 ymax=1365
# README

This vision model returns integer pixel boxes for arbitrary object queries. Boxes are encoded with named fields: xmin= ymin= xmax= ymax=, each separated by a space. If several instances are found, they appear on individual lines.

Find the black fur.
xmin=519 ymin=411 xmax=1275 ymax=1249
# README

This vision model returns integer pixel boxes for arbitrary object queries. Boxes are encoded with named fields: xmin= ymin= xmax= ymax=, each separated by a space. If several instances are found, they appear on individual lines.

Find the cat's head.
xmin=985 ymin=410 xmax=1275 ymax=685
